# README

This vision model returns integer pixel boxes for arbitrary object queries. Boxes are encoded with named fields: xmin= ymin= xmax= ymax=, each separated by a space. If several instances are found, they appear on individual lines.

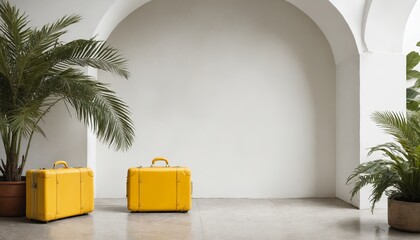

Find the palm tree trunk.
xmin=5 ymin=134 xmax=19 ymax=181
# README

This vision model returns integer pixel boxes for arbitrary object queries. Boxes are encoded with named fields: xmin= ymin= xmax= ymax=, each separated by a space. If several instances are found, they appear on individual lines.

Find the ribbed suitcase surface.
xmin=26 ymin=161 xmax=94 ymax=222
xmin=127 ymin=157 xmax=192 ymax=212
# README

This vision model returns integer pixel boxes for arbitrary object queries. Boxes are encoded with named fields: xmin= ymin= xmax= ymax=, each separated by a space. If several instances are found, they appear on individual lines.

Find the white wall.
xmin=404 ymin=0 xmax=420 ymax=91
xmin=404 ymin=1 xmax=420 ymax=54
xmin=287 ymin=0 xmax=362 ymax=62
xmin=286 ymin=0 xmax=362 ymax=207
xmin=364 ymin=0 xmax=417 ymax=53
xmin=335 ymin=55 xmax=360 ymax=204
xmin=96 ymin=0 xmax=336 ymax=198
xmin=14 ymin=0 xmax=113 ymax=40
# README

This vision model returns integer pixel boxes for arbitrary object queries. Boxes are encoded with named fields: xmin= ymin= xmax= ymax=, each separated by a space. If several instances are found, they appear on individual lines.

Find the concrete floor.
xmin=0 ymin=198 xmax=419 ymax=240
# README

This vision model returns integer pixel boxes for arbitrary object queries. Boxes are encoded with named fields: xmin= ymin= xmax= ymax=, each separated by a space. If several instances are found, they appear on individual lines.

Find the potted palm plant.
xmin=0 ymin=1 xmax=134 ymax=216
xmin=347 ymin=111 xmax=420 ymax=232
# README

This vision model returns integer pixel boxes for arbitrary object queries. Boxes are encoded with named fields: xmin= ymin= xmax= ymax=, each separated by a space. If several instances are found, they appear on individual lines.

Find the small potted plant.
xmin=0 ymin=1 xmax=134 ymax=216
xmin=347 ymin=111 xmax=420 ymax=232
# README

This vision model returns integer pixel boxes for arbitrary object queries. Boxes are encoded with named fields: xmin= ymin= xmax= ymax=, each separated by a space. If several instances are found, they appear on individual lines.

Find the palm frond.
xmin=372 ymin=111 xmax=419 ymax=157
xmin=368 ymin=143 xmax=407 ymax=164
xmin=51 ymin=39 xmax=129 ymax=79
xmin=0 ymin=0 xmax=31 ymax=90
xmin=19 ymin=15 xmax=82 ymax=86
xmin=346 ymin=159 xmax=393 ymax=198
xmin=0 ymin=1 xmax=31 ymax=52
xmin=369 ymin=170 xmax=399 ymax=211
xmin=8 ymin=100 xmax=46 ymax=138
xmin=42 ymin=69 xmax=134 ymax=150
xmin=31 ymin=14 xmax=81 ymax=49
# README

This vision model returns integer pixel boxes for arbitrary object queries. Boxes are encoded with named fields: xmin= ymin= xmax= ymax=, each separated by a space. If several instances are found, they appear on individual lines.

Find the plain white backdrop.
xmin=96 ymin=0 xmax=336 ymax=198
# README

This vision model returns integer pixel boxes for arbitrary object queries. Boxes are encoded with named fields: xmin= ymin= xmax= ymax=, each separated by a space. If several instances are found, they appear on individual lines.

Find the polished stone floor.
xmin=0 ymin=198 xmax=419 ymax=240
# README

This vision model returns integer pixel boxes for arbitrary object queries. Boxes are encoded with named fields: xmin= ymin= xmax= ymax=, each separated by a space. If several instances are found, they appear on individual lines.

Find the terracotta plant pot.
xmin=0 ymin=179 xmax=26 ymax=217
xmin=388 ymin=198 xmax=420 ymax=232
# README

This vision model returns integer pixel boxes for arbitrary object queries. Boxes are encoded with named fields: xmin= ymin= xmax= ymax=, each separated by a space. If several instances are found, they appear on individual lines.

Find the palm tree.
xmin=0 ymin=1 xmax=134 ymax=181
xmin=346 ymin=111 xmax=420 ymax=211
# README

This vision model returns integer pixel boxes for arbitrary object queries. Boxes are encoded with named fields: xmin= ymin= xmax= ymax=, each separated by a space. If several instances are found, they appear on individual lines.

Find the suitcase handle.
xmin=53 ymin=160 xmax=68 ymax=169
xmin=151 ymin=157 xmax=169 ymax=167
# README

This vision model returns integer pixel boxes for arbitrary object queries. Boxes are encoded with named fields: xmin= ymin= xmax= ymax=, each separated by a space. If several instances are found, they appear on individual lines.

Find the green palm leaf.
xmin=43 ymin=69 xmax=134 ymax=150
xmin=52 ymin=39 xmax=130 ymax=79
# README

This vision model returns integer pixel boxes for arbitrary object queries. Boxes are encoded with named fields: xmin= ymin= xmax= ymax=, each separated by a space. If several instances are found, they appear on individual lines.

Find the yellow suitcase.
xmin=26 ymin=161 xmax=94 ymax=222
xmin=127 ymin=157 xmax=192 ymax=212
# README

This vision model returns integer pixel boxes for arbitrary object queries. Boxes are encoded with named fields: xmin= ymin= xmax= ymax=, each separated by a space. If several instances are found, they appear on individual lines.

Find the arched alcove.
xmin=94 ymin=0 xmax=337 ymax=198
xmin=286 ymin=0 xmax=361 ymax=206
